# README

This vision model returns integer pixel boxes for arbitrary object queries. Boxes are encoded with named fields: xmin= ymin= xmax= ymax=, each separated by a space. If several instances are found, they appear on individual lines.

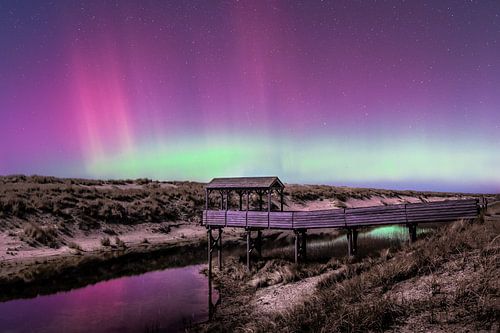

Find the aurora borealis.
xmin=1 ymin=1 xmax=499 ymax=192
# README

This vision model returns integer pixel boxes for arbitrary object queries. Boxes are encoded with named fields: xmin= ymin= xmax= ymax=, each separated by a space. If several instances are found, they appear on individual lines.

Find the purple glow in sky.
xmin=1 ymin=1 xmax=499 ymax=191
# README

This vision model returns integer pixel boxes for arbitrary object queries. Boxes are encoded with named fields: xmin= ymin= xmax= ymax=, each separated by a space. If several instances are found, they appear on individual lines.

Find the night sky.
xmin=1 ymin=1 xmax=499 ymax=192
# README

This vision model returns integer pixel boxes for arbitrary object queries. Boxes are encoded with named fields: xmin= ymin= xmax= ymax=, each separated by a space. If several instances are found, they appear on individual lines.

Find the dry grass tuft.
xmin=114 ymin=236 xmax=126 ymax=249
xmin=67 ymin=242 xmax=82 ymax=252
xmin=22 ymin=223 xmax=59 ymax=248
xmin=100 ymin=237 xmax=111 ymax=247
xmin=249 ymin=260 xmax=302 ymax=288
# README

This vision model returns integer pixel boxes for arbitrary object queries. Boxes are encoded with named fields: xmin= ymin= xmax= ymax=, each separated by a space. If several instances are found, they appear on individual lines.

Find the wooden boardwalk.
xmin=202 ymin=177 xmax=481 ymax=268
xmin=203 ymin=199 xmax=480 ymax=229
xmin=204 ymin=197 xmax=480 ymax=270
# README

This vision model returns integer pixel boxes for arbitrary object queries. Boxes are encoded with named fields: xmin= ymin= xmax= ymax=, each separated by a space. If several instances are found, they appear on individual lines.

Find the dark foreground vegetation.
xmin=198 ymin=212 xmax=500 ymax=332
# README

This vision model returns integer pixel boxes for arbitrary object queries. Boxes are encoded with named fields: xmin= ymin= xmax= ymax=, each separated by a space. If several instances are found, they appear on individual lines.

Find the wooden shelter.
xmin=205 ymin=176 xmax=285 ymax=211
xmin=205 ymin=176 xmax=285 ymax=273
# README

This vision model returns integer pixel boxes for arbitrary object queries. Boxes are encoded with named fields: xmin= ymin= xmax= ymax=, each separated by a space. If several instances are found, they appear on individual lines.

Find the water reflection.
xmin=270 ymin=225 xmax=433 ymax=260
xmin=0 ymin=265 xmax=216 ymax=333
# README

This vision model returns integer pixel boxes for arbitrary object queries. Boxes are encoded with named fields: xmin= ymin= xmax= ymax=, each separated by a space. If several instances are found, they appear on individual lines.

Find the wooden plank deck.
xmin=203 ymin=199 xmax=479 ymax=229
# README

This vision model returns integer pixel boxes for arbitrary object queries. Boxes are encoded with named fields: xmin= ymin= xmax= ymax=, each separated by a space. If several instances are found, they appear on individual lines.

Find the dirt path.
xmin=251 ymin=273 xmax=327 ymax=315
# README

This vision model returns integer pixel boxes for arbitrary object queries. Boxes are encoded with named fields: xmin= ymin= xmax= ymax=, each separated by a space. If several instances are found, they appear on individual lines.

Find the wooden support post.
xmin=217 ymin=228 xmax=222 ymax=269
xmin=246 ymin=229 xmax=251 ymax=270
xmin=268 ymin=190 xmax=271 ymax=212
xmin=208 ymin=292 xmax=214 ymax=319
xmin=220 ymin=191 xmax=223 ymax=210
xmin=208 ymin=228 xmax=213 ymax=270
xmin=207 ymin=228 xmax=213 ymax=317
xmin=294 ymin=230 xmax=307 ymax=263
xmin=239 ymin=192 xmax=243 ymax=210
xmin=256 ymin=229 xmax=262 ymax=257
xmin=347 ymin=229 xmax=353 ymax=256
xmin=225 ymin=191 xmax=229 ymax=210
xmin=352 ymin=228 xmax=358 ymax=255
xmin=294 ymin=231 xmax=299 ymax=264
xmin=267 ymin=190 xmax=271 ymax=227
xmin=246 ymin=191 xmax=250 ymax=211
xmin=259 ymin=191 xmax=263 ymax=211
xmin=409 ymin=224 xmax=417 ymax=243
xmin=208 ymin=227 xmax=222 ymax=271
xmin=245 ymin=228 xmax=262 ymax=269
xmin=301 ymin=230 xmax=307 ymax=261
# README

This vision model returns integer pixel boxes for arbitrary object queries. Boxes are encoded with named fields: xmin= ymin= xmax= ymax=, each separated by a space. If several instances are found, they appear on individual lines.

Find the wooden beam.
xmin=280 ymin=189 xmax=284 ymax=212
xmin=246 ymin=230 xmax=251 ymax=270
xmin=268 ymin=190 xmax=271 ymax=228
xmin=218 ymin=228 xmax=222 ymax=268
xmin=205 ymin=189 xmax=209 ymax=210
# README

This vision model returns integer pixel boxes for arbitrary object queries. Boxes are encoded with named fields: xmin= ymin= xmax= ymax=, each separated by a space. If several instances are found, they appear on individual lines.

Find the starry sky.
xmin=0 ymin=0 xmax=499 ymax=192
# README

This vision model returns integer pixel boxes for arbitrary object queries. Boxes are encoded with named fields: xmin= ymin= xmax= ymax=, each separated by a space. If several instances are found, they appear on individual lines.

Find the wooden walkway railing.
xmin=203 ymin=199 xmax=479 ymax=229
xmin=204 ymin=198 xmax=480 ymax=272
